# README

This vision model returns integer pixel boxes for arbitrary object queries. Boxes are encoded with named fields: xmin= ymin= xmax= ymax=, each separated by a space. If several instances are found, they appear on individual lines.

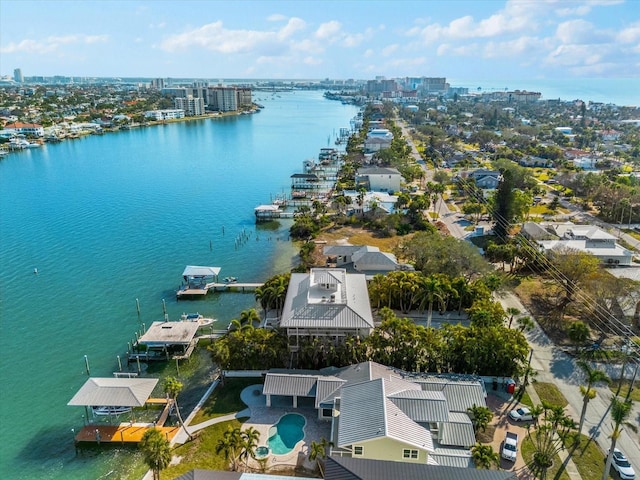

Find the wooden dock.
xmin=177 ymin=282 xmax=263 ymax=299
xmin=75 ymin=399 xmax=177 ymax=445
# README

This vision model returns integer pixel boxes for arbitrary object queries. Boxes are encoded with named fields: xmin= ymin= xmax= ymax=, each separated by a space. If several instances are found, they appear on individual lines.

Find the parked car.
xmin=611 ymin=449 xmax=636 ymax=480
xmin=501 ymin=431 xmax=519 ymax=461
xmin=509 ymin=406 xmax=533 ymax=422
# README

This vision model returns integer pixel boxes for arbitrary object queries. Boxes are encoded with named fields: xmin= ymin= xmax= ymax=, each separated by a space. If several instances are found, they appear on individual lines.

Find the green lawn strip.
xmin=565 ymin=434 xmax=611 ymax=480
xmin=521 ymin=433 xmax=571 ymax=480
xmin=519 ymin=390 xmax=534 ymax=408
xmin=608 ymin=379 xmax=640 ymax=402
xmin=191 ymin=378 xmax=262 ymax=425
xmin=163 ymin=418 xmax=247 ymax=479
xmin=533 ymin=382 xmax=568 ymax=408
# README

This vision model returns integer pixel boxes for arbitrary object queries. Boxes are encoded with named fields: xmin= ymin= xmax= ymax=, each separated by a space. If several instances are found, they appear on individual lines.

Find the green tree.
xmin=602 ymin=397 xmax=636 ymax=480
xmin=216 ymin=427 xmax=244 ymax=471
xmin=492 ymin=169 xmax=515 ymax=240
xmin=471 ymin=443 xmax=500 ymax=469
xmin=308 ymin=437 xmax=333 ymax=477
xmin=526 ymin=403 xmax=576 ymax=480
xmin=576 ymin=361 xmax=610 ymax=436
xmin=467 ymin=404 xmax=493 ymax=434
xmin=548 ymin=247 xmax=600 ymax=319
xmin=567 ymin=321 xmax=590 ymax=353
xmin=139 ymin=428 xmax=172 ymax=480
xmin=163 ymin=376 xmax=193 ymax=441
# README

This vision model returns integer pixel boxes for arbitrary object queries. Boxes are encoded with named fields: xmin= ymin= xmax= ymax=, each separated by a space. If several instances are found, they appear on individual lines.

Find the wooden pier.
xmin=75 ymin=399 xmax=178 ymax=445
xmin=176 ymin=282 xmax=263 ymax=299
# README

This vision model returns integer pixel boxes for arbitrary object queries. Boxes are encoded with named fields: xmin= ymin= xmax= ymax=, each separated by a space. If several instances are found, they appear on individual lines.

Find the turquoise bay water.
xmin=0 ymin=91 xmax=359 ymax=479
xmin=267 ymin=413 xmax=306 ymax=455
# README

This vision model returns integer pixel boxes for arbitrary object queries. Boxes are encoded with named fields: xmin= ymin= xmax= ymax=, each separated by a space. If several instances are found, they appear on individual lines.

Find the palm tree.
xmin=139 ymin=428 xmax=172 ymax=480
xmin=216 ymin=427 xmax=244 ymax=471
xmin=527 ymin=404 xmax=576 ymax=480
xmin=419 ymin=276 xmax=445 ymax=329
xmin=309 ymin=437 xmax=333 ymax=477
xmin=163 ymin=376 xmax=193 ymax=441
xmin=568 ymin=321 xmax=590 ymax=353
xmin=577 ymin=361 xmax=610 ymax=436
xmin=240 ymin=426 xmax=260 ymax=466
xmin=467 ymin=404 xmax=493 ymax=434
xmin=506 ymin=307 xmax=520 ymax=328
xmin=471 ymin=443 xmax=500 ymax=469
xmin=602 ymin=397 xmax=636 ymax=480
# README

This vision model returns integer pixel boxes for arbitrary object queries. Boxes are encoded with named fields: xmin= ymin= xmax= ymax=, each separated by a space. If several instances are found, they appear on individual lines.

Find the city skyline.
xmin=1 ymin=0 xmax=638 ymax=83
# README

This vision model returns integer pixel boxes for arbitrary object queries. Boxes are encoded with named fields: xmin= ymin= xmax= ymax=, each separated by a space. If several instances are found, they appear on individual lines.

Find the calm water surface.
xmin=0 ymin=91 xmax=359 ymax=479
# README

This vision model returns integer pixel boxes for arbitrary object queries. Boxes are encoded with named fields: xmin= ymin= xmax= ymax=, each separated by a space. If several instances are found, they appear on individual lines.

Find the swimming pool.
xmin=267 ymin=413 xmax=306 ymax=455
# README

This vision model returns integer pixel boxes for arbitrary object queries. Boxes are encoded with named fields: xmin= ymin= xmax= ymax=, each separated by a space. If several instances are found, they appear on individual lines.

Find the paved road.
xmin=496 ymin=291 xmax=640 ymax=474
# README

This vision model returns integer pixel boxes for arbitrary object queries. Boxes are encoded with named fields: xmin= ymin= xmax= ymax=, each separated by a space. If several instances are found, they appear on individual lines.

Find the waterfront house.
xmin=278 ymin=268 xmax=374 ymax=349
xmin=325 ymin=456 xmax=518 ymax=479
xmin=262 ymin=361 xmax=484 ymax=465
xmin=3 ymin=121 xmax=44 ymax=137
xmin=355 ymin=166 xmax=403 ymax=193
xmin=324 ymin=245 xmax=412 ymax=277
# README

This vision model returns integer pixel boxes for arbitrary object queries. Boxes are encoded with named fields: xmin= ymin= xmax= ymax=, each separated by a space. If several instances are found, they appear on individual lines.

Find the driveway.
xmin=486 ymin=394 xmax=532 ymax=476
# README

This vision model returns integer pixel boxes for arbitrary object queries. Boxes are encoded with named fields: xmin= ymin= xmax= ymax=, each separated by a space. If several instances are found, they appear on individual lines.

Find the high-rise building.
xmin=14 ymin=68 xmax=23 ymax=83
xmin=174 ymin=95 xmax=205 ymax=116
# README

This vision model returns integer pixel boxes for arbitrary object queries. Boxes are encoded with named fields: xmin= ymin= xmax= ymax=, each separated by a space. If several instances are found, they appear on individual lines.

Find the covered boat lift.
xmin=177 ymin=265 xmax=221 ymax=298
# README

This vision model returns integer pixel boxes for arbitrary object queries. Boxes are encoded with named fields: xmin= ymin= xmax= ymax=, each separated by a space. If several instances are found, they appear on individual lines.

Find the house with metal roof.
xmin=262 ymin=361 xmax=484 ymax=466
xmin=323 ymin=245 xmax=412 ymax=277
xmin=324 ymin=456 xmax=518 ymax=480
xmin=278 ymin=268 xmax=374 ymax=349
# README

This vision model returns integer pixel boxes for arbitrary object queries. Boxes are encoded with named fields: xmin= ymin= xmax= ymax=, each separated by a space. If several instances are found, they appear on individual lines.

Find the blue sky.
xmin=1 ymin=0 xmax=638 ymax=81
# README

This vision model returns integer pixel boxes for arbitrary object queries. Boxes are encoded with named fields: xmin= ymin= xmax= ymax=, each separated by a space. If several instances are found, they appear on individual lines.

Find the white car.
xmin=508 ymin=406 xmax=533 ymax=422
xmin=612 ymin=449 xmax=636 ymax=480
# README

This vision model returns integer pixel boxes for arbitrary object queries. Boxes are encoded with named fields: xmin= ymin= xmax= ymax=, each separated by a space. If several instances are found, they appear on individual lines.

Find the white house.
xmin=356 ymin=167 xmax=403 ymax=193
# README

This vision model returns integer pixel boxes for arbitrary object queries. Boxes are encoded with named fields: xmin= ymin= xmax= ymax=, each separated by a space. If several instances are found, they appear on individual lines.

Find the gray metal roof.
xmin=388 ymin=390 xmax=449 ymax=422
xmin=182 ymin=265 xmax=221 ymax=277
xmin=337 ymin=378 xmax=433 ymax=452
xmin=315 ymin=377 xmax=346 ymax=408
xmin=323 ymin=245 xmax=363 ymax=256
xmin=175 ymin=470 xmax=312 ymax=480
xmin=262 ymin=373 xmax=318 ymax=397
xmin=138 ymin=321 xmax=200 ymax=346
xmin=279 ymin=269 xmax=374 ymax=330
xmin=325 ymin=456 xmax=518 ymax=480
xmin=439 ymin=412 xmax=476 ymax=447
xmin=67 ymin=377 xmax=159 ymax=407
xmin=430 ymin=448 xmax=475 ymax=469
xmin=413 ymin=378 xmax=486 ymax=412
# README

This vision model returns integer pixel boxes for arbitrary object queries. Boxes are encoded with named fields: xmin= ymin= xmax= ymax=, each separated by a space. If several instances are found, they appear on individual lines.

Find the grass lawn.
xmin=521 ymin=433 xmax=571 ymax=480
xmin=533 ymin=382 xmax=569 ymax=408
xmin=163 ymin=419 xmax=246 ymax=479
xmin=565 ymin=434 xmax=611 ymax=480
xmin=608 ymin=379 xmax=640 ymax=402
xmin=519 ymin=390 xmax=534 ymax=408
xmin=191 ymin=378 xmax=261 ymax=425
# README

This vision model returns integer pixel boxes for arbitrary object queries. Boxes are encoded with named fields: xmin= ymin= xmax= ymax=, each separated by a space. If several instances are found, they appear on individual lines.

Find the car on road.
xmin=611 ymin=448 xmax=636 ymax=480
xmin=508 ymin=406 xmax=533 ymax=422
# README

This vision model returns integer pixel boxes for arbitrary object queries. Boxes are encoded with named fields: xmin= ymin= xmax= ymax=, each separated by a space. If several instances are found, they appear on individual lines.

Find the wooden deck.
xmin=176 ymin=282 xmax=263 ymax=298
xmin=75 ymin=424 xmax=180 ymax=444
xmin=75 ymin=399 xmax=177 ymax=444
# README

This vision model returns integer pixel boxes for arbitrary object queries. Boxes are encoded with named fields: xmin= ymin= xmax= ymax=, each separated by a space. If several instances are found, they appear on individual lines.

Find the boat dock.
xmin=176 ymin=282 xmax=263 ymax=298
xmin=74 ymin=398 xmax=178 ymax=445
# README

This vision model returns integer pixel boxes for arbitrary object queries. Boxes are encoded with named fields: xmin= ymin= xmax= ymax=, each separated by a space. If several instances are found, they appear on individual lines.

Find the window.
xmin=403 ymin=449 xmax=419 ymax=459
xmin=322 ymin=408 xmax=332 ymax=418
xmin=353 ymin=446 xmax=364 ymax=456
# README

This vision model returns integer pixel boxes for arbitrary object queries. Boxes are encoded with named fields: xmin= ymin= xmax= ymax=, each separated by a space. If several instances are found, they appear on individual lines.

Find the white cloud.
xmin=556 ymin=19 xmax=610 ymax=44
xmin=315 ymin=21 xmax=341 ymax=40
xmin=160 ymin=18 xmax=305 ymax=54
xmin=267 ymin=14 xmax=287 ymax=22
xmin=381 ymin=44 xmax=399 ymax=57
xmin=363 ymin=48 xmax=374 ymax=58
xmin=0 ymin=34 xmax=108 ymax=54
xmin=617 ymin=21 xmax=640 ymax=43
xmin=303 ymin=56 xmax=322 ymax=65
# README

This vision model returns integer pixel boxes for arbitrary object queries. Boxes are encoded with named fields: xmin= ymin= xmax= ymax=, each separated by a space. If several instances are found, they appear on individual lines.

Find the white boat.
xmin=223 ymin=277 xmax=238 ymax=283
xmin=92 ymin=405 xmax=132 ymax=416
xmin=181 ymin=312 xmax=215 ymax=327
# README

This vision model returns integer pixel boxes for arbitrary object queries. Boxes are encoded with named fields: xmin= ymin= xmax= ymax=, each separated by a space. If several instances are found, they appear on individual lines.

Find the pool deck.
xmin=239 ymin=384 xmax=330 ymax=472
